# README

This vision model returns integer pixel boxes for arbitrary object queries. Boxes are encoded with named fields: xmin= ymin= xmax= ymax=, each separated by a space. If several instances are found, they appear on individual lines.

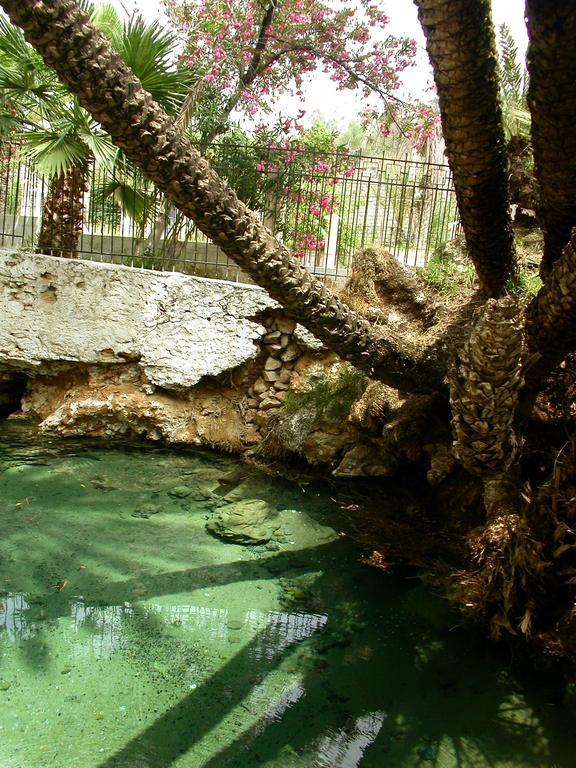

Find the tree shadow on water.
xmin=0 ymin=429 xmax=573 ymax=768
xmin=1 ymin=519 xmax=573 ymax=767
xmin=193 ymin=602 xmax=570 ymax=768
xmin=94 ymin=563 xmax=572 ymax=768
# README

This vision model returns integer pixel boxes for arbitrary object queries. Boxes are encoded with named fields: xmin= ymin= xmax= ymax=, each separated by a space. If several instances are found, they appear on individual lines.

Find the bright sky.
xmin=108 ymin=0 xmax=528 ymax=129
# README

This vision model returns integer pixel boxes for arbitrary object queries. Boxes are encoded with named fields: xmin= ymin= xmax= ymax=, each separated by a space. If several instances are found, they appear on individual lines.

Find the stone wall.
xmin=0 ymin=249 xmax=442 ymax=479
xmin=0 ymin=250 xmax=321 ymax=449
xmin=0 ymin=250 xmax=278 ymax=387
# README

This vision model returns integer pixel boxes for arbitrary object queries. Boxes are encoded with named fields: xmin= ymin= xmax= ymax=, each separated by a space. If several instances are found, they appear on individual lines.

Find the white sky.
xmin=108 ymin=0 xmax=528 ymax=129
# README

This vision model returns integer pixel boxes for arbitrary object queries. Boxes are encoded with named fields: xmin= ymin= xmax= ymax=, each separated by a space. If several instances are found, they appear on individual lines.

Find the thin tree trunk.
xmin=36 ymin=165 xmax=87 ymax=258
xmin=0 ymin=0 xmax=443 ymax=393
xmin=525 ymin=0 xmax=576 ymax=276
xmin=414 ymin=0 xmax=517 ymax=297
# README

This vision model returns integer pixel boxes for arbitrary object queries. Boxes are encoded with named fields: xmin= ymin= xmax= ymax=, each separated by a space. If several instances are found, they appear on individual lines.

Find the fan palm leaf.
xmin=18 ymin=128 xmax=88 ymax=177
xmin=114 ymin=15 xmax=193 ymax=114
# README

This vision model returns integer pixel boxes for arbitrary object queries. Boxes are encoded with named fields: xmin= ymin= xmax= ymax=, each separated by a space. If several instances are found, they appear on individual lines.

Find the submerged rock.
xmin=131 ymin=503 xmax=161 ymax=519
xmin=206 ymin=499 xmax=279 ymax=544
xmin=170 ymin=481 xmax=217 ymax=503
xmin=221 ymin=476 xmax=272 ymax=504
xmin=169 ymin=485 xmax=193 ymax=498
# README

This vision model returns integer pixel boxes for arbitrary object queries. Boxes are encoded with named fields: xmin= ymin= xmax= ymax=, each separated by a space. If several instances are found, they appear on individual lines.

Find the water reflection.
xmin=1 ymin=591 xmax=327 ymax=660
xmin=246 ymin=609 xmax=328 ymax=661
xmin=316 ymin=711 xmax=387 ymax=768
xmin=0 ymin=591 xmax=36 ymax=641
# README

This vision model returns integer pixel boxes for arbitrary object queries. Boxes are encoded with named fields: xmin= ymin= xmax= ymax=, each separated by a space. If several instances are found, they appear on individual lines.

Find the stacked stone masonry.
xmin=245 ymin=314 xmax=301 ymax=431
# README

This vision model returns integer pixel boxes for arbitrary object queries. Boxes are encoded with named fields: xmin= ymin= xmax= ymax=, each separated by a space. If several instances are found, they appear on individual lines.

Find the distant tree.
xmin=164 ymin=0 xmax=418 ymax=148
xmin=496 ymin=23 xmax=537 ymax=218
xmin=0 ymin=4 xmax=192 ymax=256
xmin=498 ymin=22 xmax=530 ymax=141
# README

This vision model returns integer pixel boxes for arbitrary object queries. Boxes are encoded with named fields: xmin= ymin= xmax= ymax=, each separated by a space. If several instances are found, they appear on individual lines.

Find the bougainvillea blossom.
xmin=163 ymin=0 xmax=418 ymax=145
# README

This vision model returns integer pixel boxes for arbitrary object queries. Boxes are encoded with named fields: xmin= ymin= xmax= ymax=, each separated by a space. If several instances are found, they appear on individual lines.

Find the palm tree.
xmin=0 ymin=0 xmax=572 ymax=406
xmin=0 ymin=0 xmax=444 ymax=394
xmin=413 ymin=0 xmax=517 ymax=298
xmin=0 ymin=11 xmax=116 ymax=256
xmin=0 ymin=4 xmax=192 ymax=257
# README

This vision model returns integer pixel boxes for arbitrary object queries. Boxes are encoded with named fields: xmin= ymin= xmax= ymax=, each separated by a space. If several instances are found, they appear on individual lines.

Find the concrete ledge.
xmin=0 ymin=250 xmax=280 ymax=388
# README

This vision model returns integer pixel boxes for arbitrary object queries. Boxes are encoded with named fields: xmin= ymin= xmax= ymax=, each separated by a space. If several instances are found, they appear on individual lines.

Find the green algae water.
xmin=0 ymin=423 xmax=573 ymax=768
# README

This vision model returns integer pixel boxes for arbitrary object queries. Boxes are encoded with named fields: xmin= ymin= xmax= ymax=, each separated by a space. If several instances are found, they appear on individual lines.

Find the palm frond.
xmin=92 ymin=177 xmax=160 ymax=225
xmin=176 ymin=79 xmax=205 ymax=129
xmin=78 ymin=127 xmax=119 ymax=172
xmin=0 ymin=15 xmax=36 ymax=64
xmin=0 ymin=109 xmax=19 ymax=138
xmin=498 ymin=23 xmax=525 ymax=99
xmin=0 ymin=16 xmax=60 ymax=102
xmin=118 ymin=15 xmax=193 ymax=113
xmin=503 ymin=105 xmax=531 ymax=138
xmin=18 ymin=129 xmax=89 ymax=177
xmin=498 ymin=23 xmax=530 ymax=140
xmin=91 ymin=3 xmax=123 ymax=47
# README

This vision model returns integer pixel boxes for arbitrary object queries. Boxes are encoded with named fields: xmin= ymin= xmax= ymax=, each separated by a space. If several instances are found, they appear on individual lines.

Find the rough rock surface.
xmin=20 ymin=364 xmax=258 ymax=448
xmin=0 ymin=250 xmax=277 ymax=388
xmin=206 ymin=499 xmax=279 ymax=544
xmin=0 ymin=250 xmax=407 ymax=478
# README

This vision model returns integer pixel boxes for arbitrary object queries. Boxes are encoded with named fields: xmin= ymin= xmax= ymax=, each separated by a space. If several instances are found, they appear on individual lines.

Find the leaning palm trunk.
xmin=3 ymin=2 xmax=576 ymax=397
xmin=525 ymin=0 xmax=576 ymax=275
xmin=414 ymin=0 xmax=517 ymax=297
xmin=0 ymin=0 xmax=442 ymax=393
xmin=36 ymin=165 xmax=87 ymax=258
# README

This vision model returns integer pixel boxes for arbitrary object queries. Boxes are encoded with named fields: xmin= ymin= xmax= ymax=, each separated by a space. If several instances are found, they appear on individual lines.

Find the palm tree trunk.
xmin=524 ymin=230 xmax=576 ymax=386
xmin=36 ymin=165 xmax=87 ymax=258
xmin=525 ymin=0 xmax=576 ymax=276
xmin=414 ymin=0 xmax=517 ymax=297
xmin=0 ymin=0 xmax=443 ymax=393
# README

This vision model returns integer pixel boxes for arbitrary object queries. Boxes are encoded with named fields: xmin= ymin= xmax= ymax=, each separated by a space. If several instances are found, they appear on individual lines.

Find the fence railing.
xmin=0 ymin=141 xmax=459 ymax=284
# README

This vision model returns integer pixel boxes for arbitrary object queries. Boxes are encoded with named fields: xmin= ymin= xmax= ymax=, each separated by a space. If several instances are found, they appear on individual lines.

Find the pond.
xmin=0 ymin=422 xmax=573 ymax=768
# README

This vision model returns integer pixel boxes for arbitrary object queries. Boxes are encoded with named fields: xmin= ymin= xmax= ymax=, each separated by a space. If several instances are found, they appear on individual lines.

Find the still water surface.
xmin=0 ymin=422 xmax=573 ymax=767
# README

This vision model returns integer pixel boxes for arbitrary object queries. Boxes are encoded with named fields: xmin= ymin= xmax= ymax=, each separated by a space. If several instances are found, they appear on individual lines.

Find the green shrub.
xmin=419 ymin=237 xmax=476 ymax=294
xmin=283 ymin=366 xmax=368 ymax=422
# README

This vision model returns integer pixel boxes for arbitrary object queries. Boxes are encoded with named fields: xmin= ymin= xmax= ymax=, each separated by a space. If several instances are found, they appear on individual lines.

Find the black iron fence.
xmin=0 ymin=141 xmax=459 ymax=283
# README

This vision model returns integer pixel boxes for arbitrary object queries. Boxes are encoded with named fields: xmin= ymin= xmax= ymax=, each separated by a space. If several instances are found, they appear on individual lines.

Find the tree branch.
xmin=240 ymin=0 xmax=280 ymax=88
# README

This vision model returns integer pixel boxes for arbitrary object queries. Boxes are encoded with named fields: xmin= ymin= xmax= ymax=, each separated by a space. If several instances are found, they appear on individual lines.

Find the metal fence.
xmin=0 ymin=141 xmax=459 ymax=284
